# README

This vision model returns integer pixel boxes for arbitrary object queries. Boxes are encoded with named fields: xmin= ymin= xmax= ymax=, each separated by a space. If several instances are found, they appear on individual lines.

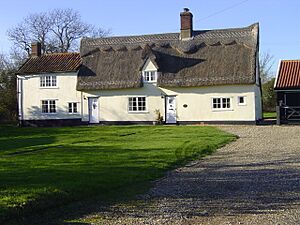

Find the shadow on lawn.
xmin=0 ymin=136 xmax=56 ymax=153
xmin=7 ymin=155 xmax=300 ymax=225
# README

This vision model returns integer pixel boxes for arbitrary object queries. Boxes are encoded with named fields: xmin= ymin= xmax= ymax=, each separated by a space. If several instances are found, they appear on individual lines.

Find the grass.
xmin=0 ymin=125 xmax=235 ymax=223
xmin=263 ymin=111 xmax=276 ymax=119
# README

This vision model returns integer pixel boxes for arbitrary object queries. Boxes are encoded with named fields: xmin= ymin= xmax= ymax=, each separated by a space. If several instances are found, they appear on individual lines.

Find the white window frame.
xmin=40 ymin=75 xmax=57 ymax=88
xmin=237 ymin=96 xmax=246 ymax=106
xmin=68 ymin=102 xmax=79 ymax=114
xmin=41 ymin=99 xmax=57 ymax=114
xmin=212 ymin=97 xmax=233 ymax=111
xmin=128 ymin=96 xmax=148 ymax=113
xmin=142 ymin=71 xmax=157 ymax=83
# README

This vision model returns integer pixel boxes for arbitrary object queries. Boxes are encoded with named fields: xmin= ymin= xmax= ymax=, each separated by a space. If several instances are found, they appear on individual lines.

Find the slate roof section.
xmin=77 ymin=23 xmax=259 ymax=90
xmin=275 ymin=60 xmax=300 ymax=90
xmin=17 ymin=53 xmax=81 ymax=75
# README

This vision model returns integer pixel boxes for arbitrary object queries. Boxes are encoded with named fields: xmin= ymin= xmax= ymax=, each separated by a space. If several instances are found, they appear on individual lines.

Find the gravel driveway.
xmin=84 ymin=125 xmax=300 ymax=225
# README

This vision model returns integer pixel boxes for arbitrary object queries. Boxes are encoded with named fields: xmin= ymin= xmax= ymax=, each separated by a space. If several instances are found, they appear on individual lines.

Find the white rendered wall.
xmin=81 ymin=84 xmax=259 ymax=122
xmin=19 ymin=72 xmax=82 ymax=120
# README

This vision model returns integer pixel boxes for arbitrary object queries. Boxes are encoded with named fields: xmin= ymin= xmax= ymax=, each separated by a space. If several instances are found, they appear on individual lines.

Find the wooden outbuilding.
xmin=274 ymin=60 xmax=300 ymax=124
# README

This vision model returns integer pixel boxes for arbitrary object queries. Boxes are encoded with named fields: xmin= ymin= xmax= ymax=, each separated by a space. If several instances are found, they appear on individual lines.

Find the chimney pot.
xmin=180 ymin=8 xmax=193 ymax=40
xmin=31 ymin=42 xmax=41 ymax=57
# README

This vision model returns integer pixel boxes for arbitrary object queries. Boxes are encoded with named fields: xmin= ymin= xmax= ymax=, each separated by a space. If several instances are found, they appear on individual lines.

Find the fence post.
xmin=276 ymin=106 xmax=281 ymax=125
xmin=276 ymin=100 xmax=282 ymax=125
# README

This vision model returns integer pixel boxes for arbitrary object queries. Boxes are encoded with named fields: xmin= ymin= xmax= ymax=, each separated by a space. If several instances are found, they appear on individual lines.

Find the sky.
xmin=0 ymin=0 xmax=299 ymax=73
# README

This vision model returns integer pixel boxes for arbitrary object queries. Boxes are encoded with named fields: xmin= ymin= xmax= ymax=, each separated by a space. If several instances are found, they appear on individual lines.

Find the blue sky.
xmin=0 ymin=0 xmax=299 ymax=73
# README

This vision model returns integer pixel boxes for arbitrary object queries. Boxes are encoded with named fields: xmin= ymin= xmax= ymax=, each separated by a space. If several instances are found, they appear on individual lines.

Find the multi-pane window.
xmin=212 ymin=98 xmax=231 ymax=109
xmin=68 ymin=102 xmax=78 ymax=113
xmin=143 ymin=71 xmax=157 ymax=82
xmin=41 ymin=100 xmax=56 ymax=113
xmin=128 ymin=97 xmax=146 ymax=112
xmin=40 ymin=76 xmax=57 ymax=87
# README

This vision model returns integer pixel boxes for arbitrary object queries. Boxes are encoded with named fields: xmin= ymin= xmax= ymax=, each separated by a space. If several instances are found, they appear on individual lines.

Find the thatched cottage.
xmin=17 ymin=8 xmax=262 ymax=126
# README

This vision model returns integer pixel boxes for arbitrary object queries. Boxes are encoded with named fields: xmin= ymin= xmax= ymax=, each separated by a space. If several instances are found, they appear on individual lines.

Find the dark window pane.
xmin=239 ymin=97 xmax=244 ymax=104
xmin=73 ymin=103 xmax=77 ymax=113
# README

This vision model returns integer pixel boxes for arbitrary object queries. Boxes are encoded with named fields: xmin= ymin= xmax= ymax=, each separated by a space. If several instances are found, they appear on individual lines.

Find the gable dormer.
xmin=141 ymin=59 xmax=158 ymax=83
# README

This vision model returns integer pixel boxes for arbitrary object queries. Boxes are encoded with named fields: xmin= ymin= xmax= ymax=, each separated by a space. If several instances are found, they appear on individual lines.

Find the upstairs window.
xmin=40 ymin=75 xmax=57 ymax=87
xmin=212 ymin=98 xmax=231 ymax=110
xmin=143 ymin=71 xmax=157 ymax=83
xmin=41 ymin=100 xmax=56 ymax=113
xmin=128 ymin=97 xmax=146 ymax=112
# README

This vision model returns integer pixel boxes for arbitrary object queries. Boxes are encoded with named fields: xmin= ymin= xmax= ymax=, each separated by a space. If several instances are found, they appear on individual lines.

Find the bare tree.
xmin=49 ymin=9 xmax=92 ymax=52
xmin=26 ymin=12 xmax=52 ymax=53
xmin=7 ymin=22 xmax=32 ymax=55
xmin=260 ymin=52 xmax=276 ymax=112
xmin=7 ymin=8 xmax=109 ymax=55
xmin=259 ymin=52 xmax=275 ymax=83
xmin=90 ymin=27 xmax=111 ymax=38
xmin=9 ymin=48 xmax=28 ymax=68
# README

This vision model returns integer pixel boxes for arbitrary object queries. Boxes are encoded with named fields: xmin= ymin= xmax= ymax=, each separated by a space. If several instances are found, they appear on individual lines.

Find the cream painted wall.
xmin=161 ymin=85 xmax=257 ymax=121
xmin=19 ymin=72 xmax=82 ymax=120
xmin=81 ymin=84 xmax=259 ymax=122
xmin=81 ymin=84 xmax=163 ymax=122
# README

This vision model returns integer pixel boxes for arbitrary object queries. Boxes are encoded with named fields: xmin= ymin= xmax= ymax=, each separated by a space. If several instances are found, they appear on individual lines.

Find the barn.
xmin=274 ymin=60 xmax=300 ymax=124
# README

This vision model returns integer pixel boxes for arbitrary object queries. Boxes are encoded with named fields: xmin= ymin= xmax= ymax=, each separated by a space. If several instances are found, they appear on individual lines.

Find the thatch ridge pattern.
xmin=77 ymin=23 xmax=258 ymax=90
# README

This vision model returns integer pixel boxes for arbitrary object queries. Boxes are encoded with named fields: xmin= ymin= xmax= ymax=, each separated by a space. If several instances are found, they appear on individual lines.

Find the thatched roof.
xmin=17 ymin=53 xmax=81 ymax=75
xmin=77 ymin=23 xmax=259 ymax=90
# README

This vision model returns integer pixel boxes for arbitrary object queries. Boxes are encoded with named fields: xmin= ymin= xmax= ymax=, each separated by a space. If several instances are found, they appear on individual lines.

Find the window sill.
xmin=128 ymin=111 xmax=149 ymax=114
xmin=40 ymin=87 xmax=59 ymax=89
xmin=212 ymin=108 xmax=234 ymax=112
xmin=41 ymin=113 xmax=57 ymax=115
xmin=143 ymin=81 xmax=157 ymax=83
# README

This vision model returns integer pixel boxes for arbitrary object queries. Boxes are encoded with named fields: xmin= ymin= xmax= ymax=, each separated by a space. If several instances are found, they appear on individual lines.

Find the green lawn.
xmin=0 ymin=125 xmax=235 ymax=222
xmin=263 ymin=111 xmax=277 ymax=119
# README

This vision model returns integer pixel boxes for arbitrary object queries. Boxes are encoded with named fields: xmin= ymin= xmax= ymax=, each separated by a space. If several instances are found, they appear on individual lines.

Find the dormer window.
xmin=143 ymin=71 xmax=157 ymax=83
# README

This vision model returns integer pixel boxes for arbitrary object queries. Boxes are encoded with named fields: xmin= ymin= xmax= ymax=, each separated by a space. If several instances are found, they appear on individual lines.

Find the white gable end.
xmin=142 ymin=59 xmax=157 ymax=71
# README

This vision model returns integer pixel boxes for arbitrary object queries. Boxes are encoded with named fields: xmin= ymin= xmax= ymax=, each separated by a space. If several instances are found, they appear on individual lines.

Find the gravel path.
xmin=83 ymin=125 xmax=300 ymax=225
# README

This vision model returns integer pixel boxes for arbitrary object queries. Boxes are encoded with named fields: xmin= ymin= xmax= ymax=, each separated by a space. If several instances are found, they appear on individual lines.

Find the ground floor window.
xmin=68 ymin=102 xmax=78 ymax=113
xmin=128 ymin=97 xmax=146 ymax=112
xmin=238 ymin=96 xmax=246 ymax=105
xmin=41 ymin=100 xmax=56 ymax=113
xmin=212 ymin=98 xmax=231 ymax=109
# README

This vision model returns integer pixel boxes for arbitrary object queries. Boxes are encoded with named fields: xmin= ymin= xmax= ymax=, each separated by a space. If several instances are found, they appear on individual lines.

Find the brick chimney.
xmin=31 ymin=42 xmax=41 ymax=57
xmin=180 ymin=8 xmax=193 ymax=40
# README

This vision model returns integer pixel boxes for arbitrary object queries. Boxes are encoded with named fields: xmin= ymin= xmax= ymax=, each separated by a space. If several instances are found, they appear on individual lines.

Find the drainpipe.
xmin=81 ymin=91 xmax=84 ymax=122
xmin=16 ymin=76 xmax=24 ymax=126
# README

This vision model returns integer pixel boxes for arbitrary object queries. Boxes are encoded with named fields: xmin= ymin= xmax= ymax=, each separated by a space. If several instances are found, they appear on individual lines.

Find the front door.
xmin=88 ymin=97 xmax=99 ymax=123
xmin=166 ymin=96 xmax=177 ymax=124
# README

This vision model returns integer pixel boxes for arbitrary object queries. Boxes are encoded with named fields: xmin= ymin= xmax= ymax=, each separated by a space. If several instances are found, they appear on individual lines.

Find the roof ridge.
xmin=42 ymin=52 xmax=80 ymax=56
xmin=82 ymin=23 xmax=257 ymax=42
xmin=83 ymin=32 xmax=178 ymax=41
xmin=281 ymin=59 xmax=300 ymax=62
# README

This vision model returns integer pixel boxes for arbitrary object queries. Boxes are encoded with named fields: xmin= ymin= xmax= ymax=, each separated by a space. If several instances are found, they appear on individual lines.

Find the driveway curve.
xmin=85 ymin=125 xmax=300 ymax=225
